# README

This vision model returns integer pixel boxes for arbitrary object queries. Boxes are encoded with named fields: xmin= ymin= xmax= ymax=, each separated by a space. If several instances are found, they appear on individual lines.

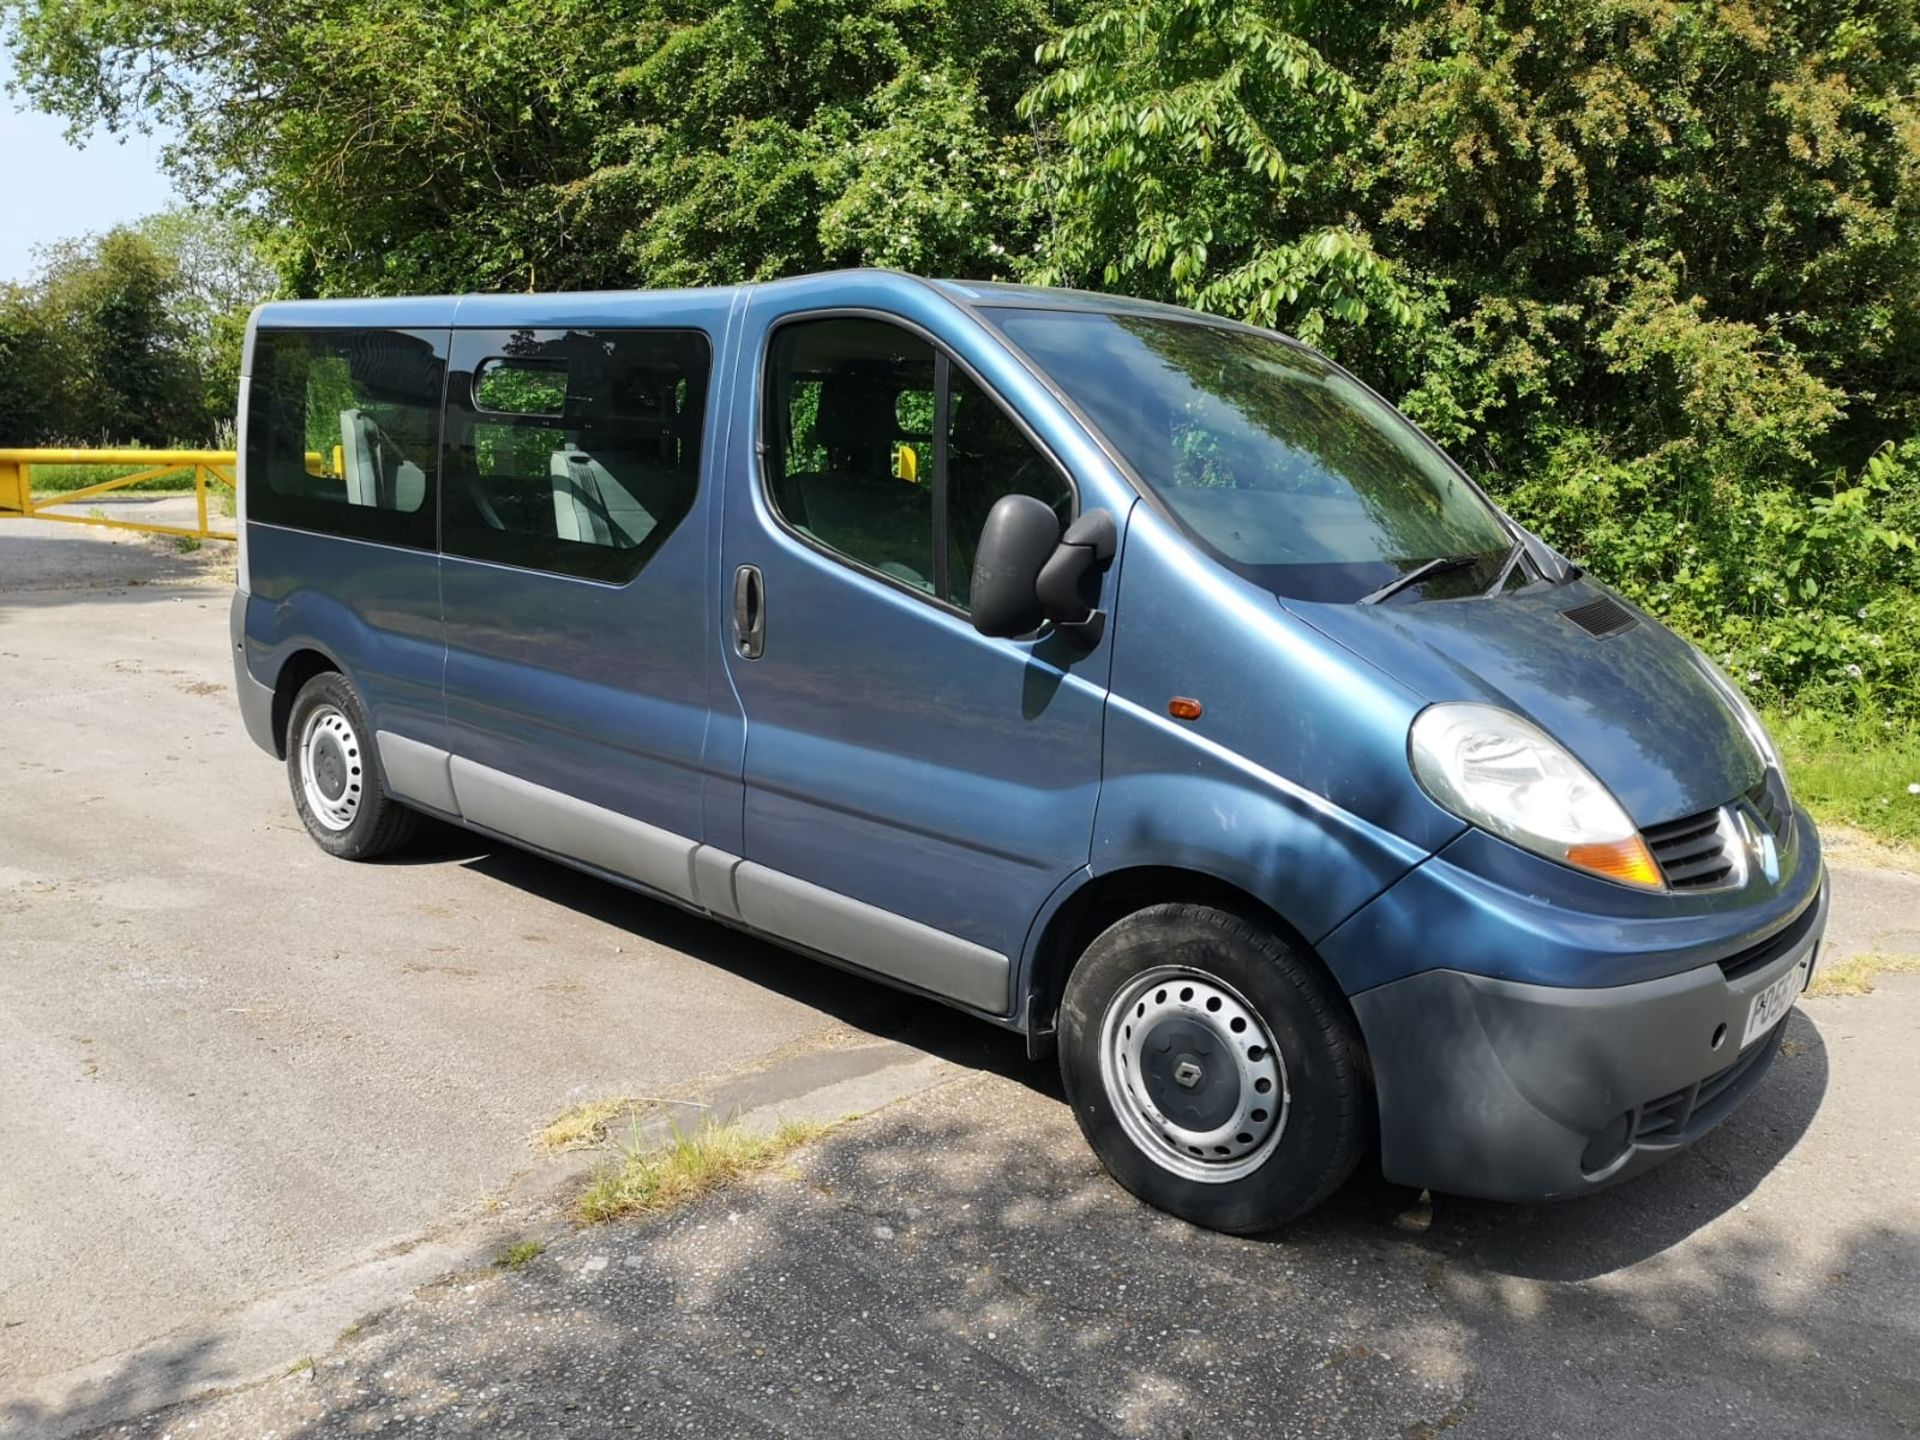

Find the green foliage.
xmin=582 ymin=0 xmax=1054 ymax=287
xmin=1768 ymin=706 xmax=1920 ymax=847
xmin=0 ymin=208 xmax=268 ymax=445
xmin=6 ymin=0 xmax=1918 ymax=719
xmin=134 ymin=207 xmax=277 ymax=418
xmin=1022 ymin=0 xmax=1416 ymax=344
xmin=3 ymin=0 xmax=1057 ymax=295
xmin=27 ymin=460 xmax=207 ymax=493
xmin=0 ymin=228 xmax=209 ymax=443
xmin=1025 ymin=0 xmax=1920 ymax=719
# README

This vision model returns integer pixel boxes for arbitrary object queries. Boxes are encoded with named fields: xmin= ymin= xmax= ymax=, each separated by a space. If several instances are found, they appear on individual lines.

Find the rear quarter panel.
xmin=242 ymin=526 xmax=445 ymax=750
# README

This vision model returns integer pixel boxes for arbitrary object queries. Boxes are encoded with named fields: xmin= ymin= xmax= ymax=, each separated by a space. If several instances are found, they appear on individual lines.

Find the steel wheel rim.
xmin=299 ymin=704 xmax=364 ymax=832
xmin=1098 ymin=965 xmax=1290 ymax=1185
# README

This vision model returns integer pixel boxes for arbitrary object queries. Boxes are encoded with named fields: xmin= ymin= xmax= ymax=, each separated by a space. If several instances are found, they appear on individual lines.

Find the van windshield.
xmin=982 ymin=307 xmax=1515 ymax=602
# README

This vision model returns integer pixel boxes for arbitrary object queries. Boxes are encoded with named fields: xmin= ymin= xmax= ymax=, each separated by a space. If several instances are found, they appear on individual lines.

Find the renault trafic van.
xmin=230 ymin=271 xmax=1826 ymax=1232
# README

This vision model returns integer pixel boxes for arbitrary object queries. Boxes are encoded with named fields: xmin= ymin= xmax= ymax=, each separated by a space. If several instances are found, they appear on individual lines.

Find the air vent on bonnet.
xmin=1561 ymin=596 xmax=1638 ymax=638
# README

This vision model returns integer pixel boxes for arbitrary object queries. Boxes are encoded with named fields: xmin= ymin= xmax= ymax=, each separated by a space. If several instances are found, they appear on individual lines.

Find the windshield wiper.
xmin=1481 ymin=534 xmax=1529 ymax=597
xmin=1358 ymin=555 xmax=1480 ymax=606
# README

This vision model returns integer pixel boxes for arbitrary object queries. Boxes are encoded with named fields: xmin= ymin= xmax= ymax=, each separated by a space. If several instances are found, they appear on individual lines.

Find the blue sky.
xmin=0 ymin=49 xmax=181 ymax=283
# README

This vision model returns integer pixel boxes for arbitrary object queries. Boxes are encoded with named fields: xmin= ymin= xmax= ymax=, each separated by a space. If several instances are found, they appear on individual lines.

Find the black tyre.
xmin=284 ymin=670 xmax=419 ymax=860
xmin=1057 ymin=903 xmax=1369 ymax=1233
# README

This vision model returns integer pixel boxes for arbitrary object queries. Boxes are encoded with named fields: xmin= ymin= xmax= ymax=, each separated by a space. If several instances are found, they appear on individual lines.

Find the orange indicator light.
xmin=1565 ymin=836 xmax=1665 ymax=890
xmin=1168 ymin=696 xmax=1203 ymax=721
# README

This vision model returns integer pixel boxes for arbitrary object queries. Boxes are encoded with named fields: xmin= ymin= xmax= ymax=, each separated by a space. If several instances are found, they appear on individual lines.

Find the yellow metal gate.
xmin=0 ymin=449 xmax=239 ymax=542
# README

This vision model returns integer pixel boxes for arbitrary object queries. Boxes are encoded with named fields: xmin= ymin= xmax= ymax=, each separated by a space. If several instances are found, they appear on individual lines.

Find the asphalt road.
xmin=1 ymin=517 xmax=1916 ymax=1439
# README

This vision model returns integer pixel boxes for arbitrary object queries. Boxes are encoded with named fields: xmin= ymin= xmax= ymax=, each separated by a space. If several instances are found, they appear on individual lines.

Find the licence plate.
xmin=1742 ymin=950 xmax=1813 ymax=1048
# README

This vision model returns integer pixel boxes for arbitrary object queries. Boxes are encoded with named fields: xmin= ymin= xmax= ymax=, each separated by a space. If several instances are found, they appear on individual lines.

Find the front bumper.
xmin=1350 ymin=871 xmax=1828 ymax=1201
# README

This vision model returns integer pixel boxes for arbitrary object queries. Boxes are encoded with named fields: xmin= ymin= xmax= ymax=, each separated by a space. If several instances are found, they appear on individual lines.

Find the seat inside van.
xmin=550 ymin=444 xmax=657 ymax=549
xmin=339 ymin=408 xmax=426 ymax=512
xmin=779 ymin=373 xmax=936 ymax=591
xmin=449 ymin=353 xmax=703 ymax=565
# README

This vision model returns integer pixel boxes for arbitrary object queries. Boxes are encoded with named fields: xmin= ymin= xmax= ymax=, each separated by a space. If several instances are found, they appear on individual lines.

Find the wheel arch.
xmin=268 ymin=646 xmax=346 ymax=758
xmin=1020 ymin=865 xmax=1358 ymax=1061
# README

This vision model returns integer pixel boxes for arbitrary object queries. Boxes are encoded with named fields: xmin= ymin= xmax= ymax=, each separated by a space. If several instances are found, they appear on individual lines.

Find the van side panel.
xmin=439 ymin=527 xmax=714 ymax=849
xmin=242 ymin=526 xmax=446 ymax=755
xmin=718 ymin=272 xmax=1135 ymax=997
xmin=437 ymin=319 xmax=726 ymax=854
xmin=237 ymin=315 xmax=450 ymax=762
xmin=1093 ymin=504 xmax=1463 ymax=952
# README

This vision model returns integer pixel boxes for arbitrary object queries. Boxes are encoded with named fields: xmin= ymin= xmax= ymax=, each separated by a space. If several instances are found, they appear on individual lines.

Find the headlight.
xmin=1410 ymin=703 xmax=1664 ymax=890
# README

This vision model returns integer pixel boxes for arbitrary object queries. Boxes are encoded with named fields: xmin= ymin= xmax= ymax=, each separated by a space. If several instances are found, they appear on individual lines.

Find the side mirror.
xmin=969 ymin=494 xmax=1061 ymax=639
xmin=969 ymin=495 xmax=1117 ymax=645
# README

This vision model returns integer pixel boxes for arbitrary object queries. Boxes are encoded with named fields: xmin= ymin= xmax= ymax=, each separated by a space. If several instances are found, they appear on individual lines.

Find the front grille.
xmin=1632 ymin=1033 xmax=1779 ymax=1145
xmin=1641 ymin=769 xmax=1792 ymax=893
xmin=1561 ymin=595 xmax=1638 ymax=638
xmin=1644 ymin=806 xmax=1734 ymax=889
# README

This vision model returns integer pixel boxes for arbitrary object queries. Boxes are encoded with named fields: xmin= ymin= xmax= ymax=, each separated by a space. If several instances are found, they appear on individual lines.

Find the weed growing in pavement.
xmin=577 ymin=1117 xmax=828 ymax=1224
xmin=536 ymin=1097 xmax=652 ymax=1152
xmin=495 ymin=1239 xmax=547 ymax=1269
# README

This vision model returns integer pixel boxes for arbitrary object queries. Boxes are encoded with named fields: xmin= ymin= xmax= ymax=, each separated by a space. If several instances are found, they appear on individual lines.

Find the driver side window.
xmin=765 ymin=317 xmax=1071 ymax=609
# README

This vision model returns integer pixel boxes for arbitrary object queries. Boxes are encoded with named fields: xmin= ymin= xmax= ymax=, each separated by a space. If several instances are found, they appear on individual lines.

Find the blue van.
xmin=230 ymin=270 xmax=1826 ymax=1232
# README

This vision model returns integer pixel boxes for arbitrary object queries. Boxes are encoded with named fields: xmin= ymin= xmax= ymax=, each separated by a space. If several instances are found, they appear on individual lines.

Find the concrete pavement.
xmin=36 ymin=975 xmax=1920 ymax=1440
xmin=0 ymin=521 xmax=999 ymax=1428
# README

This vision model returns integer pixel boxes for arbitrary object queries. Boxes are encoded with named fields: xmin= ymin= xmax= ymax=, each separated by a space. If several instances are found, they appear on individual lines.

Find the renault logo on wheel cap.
xmin=1172 ymin=1059 xmax=1204 ymax=1089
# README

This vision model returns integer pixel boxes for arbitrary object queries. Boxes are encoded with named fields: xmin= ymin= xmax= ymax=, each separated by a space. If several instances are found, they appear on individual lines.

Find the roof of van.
xmin=248 ymin=269 xmax=1214 ymax=330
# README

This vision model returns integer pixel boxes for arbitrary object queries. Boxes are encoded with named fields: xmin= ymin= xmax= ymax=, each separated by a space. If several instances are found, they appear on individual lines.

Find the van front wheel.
xmin=285 ymin=671 xmax=418 ymax=860
xmin=1057 ymin=903 xmax=1368 ymax=1233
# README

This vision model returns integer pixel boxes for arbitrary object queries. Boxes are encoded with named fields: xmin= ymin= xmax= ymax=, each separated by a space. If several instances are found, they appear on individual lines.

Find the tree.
xmin=6 ymin=0 xmax=1917 ymax=712
xmin=1023 ymin=0 xmax=1920 ymax=714
xmin=0 ymin=227 xmax=210 ymax=443
xmin=137 ymin=207 xmax=276 ymax=418
xmin=1 ymin=0 xmax=1062 ymax=296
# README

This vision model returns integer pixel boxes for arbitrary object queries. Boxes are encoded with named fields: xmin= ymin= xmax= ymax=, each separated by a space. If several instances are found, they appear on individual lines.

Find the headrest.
xmin=813 ymin=377 xmax=900 ymax=457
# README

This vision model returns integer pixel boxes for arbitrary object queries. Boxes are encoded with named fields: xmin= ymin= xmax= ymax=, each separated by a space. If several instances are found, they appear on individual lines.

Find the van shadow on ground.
xmin=8 ymin=1008 xmax=1897 ymax=1440
xmin=407 ymin=821 xmax=1051 ymax=1092
xmin=417 ymin=817 xmax=1830 ymax=1278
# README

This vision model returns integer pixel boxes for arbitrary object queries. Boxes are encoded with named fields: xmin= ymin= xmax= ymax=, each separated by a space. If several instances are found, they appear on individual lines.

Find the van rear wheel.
xmin=1057 ymin=903 xmax=1368 ymax=1233
xmin=285 ymin=671 xmax=418 ymax=860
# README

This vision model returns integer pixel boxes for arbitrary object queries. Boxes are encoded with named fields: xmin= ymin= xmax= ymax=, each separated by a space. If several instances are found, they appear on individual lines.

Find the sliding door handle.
xmin=732 ymin=564 xmax=765 ymax=660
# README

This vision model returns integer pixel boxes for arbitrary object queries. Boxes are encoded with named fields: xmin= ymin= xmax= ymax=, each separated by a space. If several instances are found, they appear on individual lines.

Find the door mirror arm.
xmin=1034 ymin=509 xmax=1117 ymax=647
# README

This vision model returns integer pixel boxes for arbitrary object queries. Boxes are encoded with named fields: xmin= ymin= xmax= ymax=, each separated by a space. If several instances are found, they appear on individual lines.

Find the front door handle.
xmin=733 ymin=564 xmax=765 ymax=660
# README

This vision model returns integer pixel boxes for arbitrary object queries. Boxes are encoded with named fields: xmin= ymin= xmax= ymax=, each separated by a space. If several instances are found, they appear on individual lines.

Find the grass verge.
xmin=1805 ymin=952 xmax=1920 ymax=998
xmin=1767 ymin=709 xmax=1920 ymax=851
xmin=578 ymin=1117 xmax=828 ymax=1224
xmin=29 ymin=461 xmax=230 ymax=495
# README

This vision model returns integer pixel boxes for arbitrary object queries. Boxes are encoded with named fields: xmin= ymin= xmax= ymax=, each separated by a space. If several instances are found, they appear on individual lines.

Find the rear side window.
xmin=442 ymin=328 xmax=711 ymax=584
xmin=246 ymin=328 xmax=444 ymax=549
